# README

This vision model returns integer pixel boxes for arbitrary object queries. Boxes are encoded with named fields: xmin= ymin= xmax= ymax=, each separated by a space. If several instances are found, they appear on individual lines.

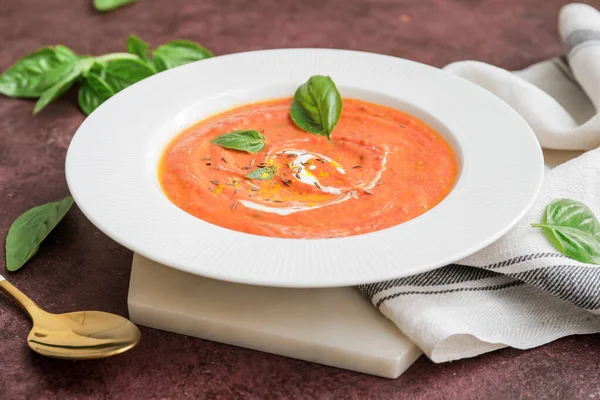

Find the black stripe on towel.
xmin=360 ymin=255 xmax=600 ymax=311
xmin=358 ymin=265 xmax=504 ymax=299
xmin=371 ymin=280 xmax=524 ymax=309
xmin=483 ymin=253 xmax=568 ymax=269
xmin=509 ymin=265 xmax=600 ymax=311
xmin=360 ymin=253 xmax=568 ymax=299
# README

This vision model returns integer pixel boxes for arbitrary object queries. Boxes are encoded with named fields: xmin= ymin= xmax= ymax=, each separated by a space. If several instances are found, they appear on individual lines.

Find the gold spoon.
xmin=0 ymin=273 xmax=141 ymax=359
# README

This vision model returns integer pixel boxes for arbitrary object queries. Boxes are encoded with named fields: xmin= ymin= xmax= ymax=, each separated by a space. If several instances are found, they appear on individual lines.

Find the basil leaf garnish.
xmin=5 ymin=196 xmax=74 ymax=272
xmin=76 ymin=59 xmax=154 ymax=115
xmin=246 ymin=166 xmax=277 ymax=181
xmin=85 ymin=72 xmax=116 ymax=100
xmin=290 ymin=75 xmax=342 ymax=140
xmin=30 ymin=56 xmax=105 ymax=114
xmin=211 ymin=130 xmax=266 ymax=153
xmin=94 ymin=0 xmax=135 ymax=12
xmin=42 ymin=46 xmax=79 ymax=86
xmin=55 ymin=46 xmax=78 ymax=64
xmin=78 ymin=82 xmax=105 ymax=116
xmin=532 ymin=198 xmax=600 ymax=264
xmin=33 ymin=66 xmax=82 ymax=114
xmin=0 ymin=46 xmax=77 ymax=98
xmin=78 ymin=72 xmax=116 ymax=115
xmin=126 ymin=35 xmax=151 ymax=61
xmin=152 ymin=40 xmax=213 ymax=72
xmin=101 ymin=58 xmax=155 ymax=91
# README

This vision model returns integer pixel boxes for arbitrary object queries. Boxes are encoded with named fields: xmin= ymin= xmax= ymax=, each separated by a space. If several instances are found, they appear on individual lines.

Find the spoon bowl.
xmin=27 ymin=310 xmax=141 ymax=359
xmin=1 ymin=274 xmax=141 ymax=359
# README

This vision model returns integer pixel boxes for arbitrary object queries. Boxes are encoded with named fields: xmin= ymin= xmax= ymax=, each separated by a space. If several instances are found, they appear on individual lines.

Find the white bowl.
xmin=66 ymin=49 xmax=543 ymax=288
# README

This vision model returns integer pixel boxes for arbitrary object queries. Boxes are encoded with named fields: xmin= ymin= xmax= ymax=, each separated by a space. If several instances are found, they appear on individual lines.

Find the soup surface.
xmin=159 ymin=98 xmax=458 ymax=238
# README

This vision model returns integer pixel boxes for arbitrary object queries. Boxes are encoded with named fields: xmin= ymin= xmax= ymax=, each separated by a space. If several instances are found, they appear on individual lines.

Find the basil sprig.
xmin=0 ymin=35 xmax=212 ymax=115
xmin=290 ymin=75 xmax=342 ymax=140
xmin=5 ymin=197 xmax=74 ymax=272
xmin=246 ymin=166 xmax=277 ymax=181
xmin=532 ymin=198 xmax=600 ymax=264
xmin=211 ymin=130 xmax=266 ymax=153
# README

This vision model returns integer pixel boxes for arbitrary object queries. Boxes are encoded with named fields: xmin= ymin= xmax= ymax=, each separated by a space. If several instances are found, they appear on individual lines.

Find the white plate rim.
xmin=66 ymin=48 xmax=544 ymax=288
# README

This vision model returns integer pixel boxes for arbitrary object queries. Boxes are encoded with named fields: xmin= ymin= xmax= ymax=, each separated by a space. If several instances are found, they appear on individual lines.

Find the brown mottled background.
xmin=1 ymin=0 xmax=600 ymax=398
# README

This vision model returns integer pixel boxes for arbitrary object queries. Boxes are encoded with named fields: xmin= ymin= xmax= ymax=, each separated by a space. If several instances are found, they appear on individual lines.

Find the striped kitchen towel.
xmin=359 ymin=3 xmax=600 ymax=363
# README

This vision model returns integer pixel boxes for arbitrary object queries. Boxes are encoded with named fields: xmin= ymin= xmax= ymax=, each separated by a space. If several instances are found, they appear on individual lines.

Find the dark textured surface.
xmin=1 ymin=0 xmax=600 ymax=398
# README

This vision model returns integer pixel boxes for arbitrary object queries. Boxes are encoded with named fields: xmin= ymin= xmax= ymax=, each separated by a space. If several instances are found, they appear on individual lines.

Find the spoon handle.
xmin=0 ymin=273 xmax=45 ymax=319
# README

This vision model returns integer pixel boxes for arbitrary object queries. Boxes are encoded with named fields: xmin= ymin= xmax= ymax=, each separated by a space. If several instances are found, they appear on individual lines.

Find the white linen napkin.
xmin=358 ymin=3 xmax=600 ymax=363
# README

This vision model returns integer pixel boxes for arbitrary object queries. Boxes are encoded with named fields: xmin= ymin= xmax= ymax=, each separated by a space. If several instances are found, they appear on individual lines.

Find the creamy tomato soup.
xmin=159 ymin=98 xmax=458 ymax=238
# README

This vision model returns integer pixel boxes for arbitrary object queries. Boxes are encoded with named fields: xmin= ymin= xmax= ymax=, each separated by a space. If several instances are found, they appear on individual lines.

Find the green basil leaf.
xmin=245 ymin=166 xmax=277 ymax=181
xmin=152 ymin=40 xmax=213 ymax=72
xmin=78 ymin=84 xmax=102 ymax=115
xmin=5 ymin=196 xmax=74 ymax=272
xmin=55 ymin=45 xmax=78 ymax=62
xmin=531 ymin=198 xmax=600 ymax=264
xmin=0 ymin=46 xmax=77 ymax=98
xmin=127 ymin=35 xmax=150 ymax=60
xmin=85 ymin=72 xmax=116 ymax=99
xmin=94 ymin=0 xmax=135 ymax=11
xmin=211 ymin=130 xmax=266 ymax=153
xmin=78 ymin=73 xmax=115 ymax=115
xmin=85 ymin=61 xmax=107 ymax=78
xmin=290 ymin=75 xmax=342 ymax=140
xmin=102 ymin=58 xmax=155 ymax=91
xmin=33 ymin=65 xmax=82 ymax=114
xmin=76 ymin=59 xmax=154 ymax=115
xmin=151 ymin=54 xmax=168 ymax=73
xmin=43 ymin=46 xmax=79 ymax=85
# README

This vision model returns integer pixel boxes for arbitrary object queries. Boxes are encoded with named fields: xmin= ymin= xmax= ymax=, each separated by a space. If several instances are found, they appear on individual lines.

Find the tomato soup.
xmin=159 ymin=98 xmax=458 ymax=238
